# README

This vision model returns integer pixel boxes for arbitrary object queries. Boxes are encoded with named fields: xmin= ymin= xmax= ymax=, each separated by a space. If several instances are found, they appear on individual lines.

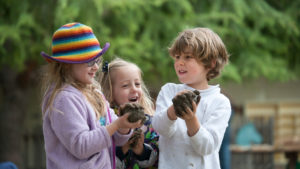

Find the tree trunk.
xmin=0 ymin=62 xmax=42 ymax=169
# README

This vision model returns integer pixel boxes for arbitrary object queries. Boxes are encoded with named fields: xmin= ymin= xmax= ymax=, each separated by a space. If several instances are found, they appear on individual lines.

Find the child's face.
xmin=111 ymin=65 xmax=142 ymax=106
xmin=71 ymin=59 xmax=100 ymax=84
xmin=173 ymin=50 xmax=209 ymax=90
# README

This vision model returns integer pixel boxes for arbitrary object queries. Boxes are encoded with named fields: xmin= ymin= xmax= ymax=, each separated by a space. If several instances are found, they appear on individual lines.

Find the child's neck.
xmin=186 ymin=83 xmax=209 ymax=90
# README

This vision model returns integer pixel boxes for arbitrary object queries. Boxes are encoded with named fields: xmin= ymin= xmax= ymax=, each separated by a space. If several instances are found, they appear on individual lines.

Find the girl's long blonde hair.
xmin=41 ymin=61 xmax=106 ymax=120
xmin=98 ymin=57 xmax=154 ymax=116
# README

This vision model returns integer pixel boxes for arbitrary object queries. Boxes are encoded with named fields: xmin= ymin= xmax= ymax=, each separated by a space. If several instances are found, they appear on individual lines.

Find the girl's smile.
xmin=111 ymin=65 xmax=143 ymax=106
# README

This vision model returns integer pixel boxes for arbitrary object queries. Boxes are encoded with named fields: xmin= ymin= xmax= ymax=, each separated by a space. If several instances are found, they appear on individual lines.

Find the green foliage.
xmin=0 ymin=0 xmax=299 ymax=88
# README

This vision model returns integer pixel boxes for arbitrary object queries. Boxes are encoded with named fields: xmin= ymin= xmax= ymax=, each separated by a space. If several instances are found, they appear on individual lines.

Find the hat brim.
xmin=41 ymin=42 xmax=110 ymax=64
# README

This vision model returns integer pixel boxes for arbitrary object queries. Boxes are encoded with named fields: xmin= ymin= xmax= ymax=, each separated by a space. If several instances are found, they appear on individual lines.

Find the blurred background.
xmin=0 ymin=0 xmax=299 ymax=169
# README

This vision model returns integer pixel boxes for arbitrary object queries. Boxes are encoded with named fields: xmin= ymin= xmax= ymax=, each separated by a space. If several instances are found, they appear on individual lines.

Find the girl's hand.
xmin=117 ymin=113 xmax=142 ymax=134
xmin=106 ymin=113 xmax=142 ymax=136
xmin=121 ymin=140 xmax=131 ymax=154
xmin=131 ymin=132 xmax=144 ymax=155
xmin=119 ymin=113 xmax=143 ymax=128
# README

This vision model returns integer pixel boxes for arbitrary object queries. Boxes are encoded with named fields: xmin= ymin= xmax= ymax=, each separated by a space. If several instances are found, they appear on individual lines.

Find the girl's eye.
xmin=186 ymin=55 xmax=192 ymax=59
xmin=135 ymin=82 xmax=141 ymax=87
xmin=122 ymin=84 xmax=128 ymax=88
xmin=175 ymin=55 xmax=180 ymax=59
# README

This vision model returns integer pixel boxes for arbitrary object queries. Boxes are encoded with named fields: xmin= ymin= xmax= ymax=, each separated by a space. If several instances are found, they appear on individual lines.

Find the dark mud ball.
xmin=129 ymin=128 xmax=143 ymax=148
xmin=191 ymin=90 xmax=201 ymax=107
xmin=119 ymin=103 xmax=146 ymax=123
xmin=183 ymin=90 xmax=201 ymax=111
xmin=172 ymin=94 xmax=188 ymax=117
xmin=172 ymin=90 xmax=201 ymax=117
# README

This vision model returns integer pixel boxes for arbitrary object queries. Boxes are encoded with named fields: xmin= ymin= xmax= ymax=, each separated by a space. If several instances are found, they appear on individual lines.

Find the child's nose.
xmin=178 ymin=58 xmax=185 ymax=65
xmin=91 ymin=63 xmax=99 ymax=70
xmin=131 ymin=86 xmax=139 ymax=92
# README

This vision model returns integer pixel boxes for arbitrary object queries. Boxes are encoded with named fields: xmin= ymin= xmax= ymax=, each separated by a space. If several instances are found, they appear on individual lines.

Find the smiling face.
xmin=71 ymin=61 xmax=100 ymax=84
xmin=111 ymin=65 xmax=143 ymax=106
xmin=173 ymin=49 xmax=209 ymax=90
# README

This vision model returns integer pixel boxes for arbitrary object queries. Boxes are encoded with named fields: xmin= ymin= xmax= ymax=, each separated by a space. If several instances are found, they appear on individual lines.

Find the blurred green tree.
xmin=1 ymin=0 xmax=299 ymax=86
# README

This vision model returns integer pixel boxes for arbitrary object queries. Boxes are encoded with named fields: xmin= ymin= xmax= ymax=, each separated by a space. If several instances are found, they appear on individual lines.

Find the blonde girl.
xmin=41 ymin=23 xmax=141 ymax=169
xmin=99 ymin=58 xmax=159 ymax=169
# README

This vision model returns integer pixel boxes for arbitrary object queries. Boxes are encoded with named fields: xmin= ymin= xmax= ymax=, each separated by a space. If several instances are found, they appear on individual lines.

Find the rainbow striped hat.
xmin=41 ymin=22 xmax=110 ymax=63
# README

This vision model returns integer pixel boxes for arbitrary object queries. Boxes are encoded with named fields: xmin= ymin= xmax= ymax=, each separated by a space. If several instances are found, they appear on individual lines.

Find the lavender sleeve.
xmin=108 ymin=107 xmax=133 ymax=146
xmin=49 ymin=91 xmax=112 ymax=159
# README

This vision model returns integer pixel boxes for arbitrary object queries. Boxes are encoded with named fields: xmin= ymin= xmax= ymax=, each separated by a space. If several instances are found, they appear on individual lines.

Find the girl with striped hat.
xmin=41 ymin=22 xmax=142 ymax=169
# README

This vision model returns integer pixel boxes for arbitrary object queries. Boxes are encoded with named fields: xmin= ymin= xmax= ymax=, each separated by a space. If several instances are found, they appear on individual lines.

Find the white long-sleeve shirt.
xmin=152 ymin=83 xmax=231 ymax=169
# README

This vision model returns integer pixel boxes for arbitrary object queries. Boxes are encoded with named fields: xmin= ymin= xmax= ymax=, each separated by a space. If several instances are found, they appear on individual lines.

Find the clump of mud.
xmin=172 ymin=90 xmax=201 ymax=117
xmin=119 ymin=103 xmax=146 ymax=123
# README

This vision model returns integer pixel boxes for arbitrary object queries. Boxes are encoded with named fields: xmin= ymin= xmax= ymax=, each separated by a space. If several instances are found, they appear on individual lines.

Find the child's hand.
xmin=121 ymin=140 xmax=131 ymax=154
xmin=129 ymin=128 xmax=143 ymax=148
xmin=129 ymin=128 xmax=144 ymax=155
xmin=167 ymin=105 xmax=178 ymax=120
xmin=181 ymin=101 xmax=198 ymax=121
xmin=172 ymin=90 xmax=200 ymax=118
xmin=116 ymin=113 xmax=143 ymax=134
xmin=106 ymin=113 xmax=142 ymax=136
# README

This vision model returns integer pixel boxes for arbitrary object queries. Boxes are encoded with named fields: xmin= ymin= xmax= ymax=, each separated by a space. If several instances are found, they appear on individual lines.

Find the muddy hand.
xmin=172 ymin=90 xmax=200 ymax=117
xmin=172 ymin=93 xmax=190 ymax=117
xmin=129 ymin=128 xmax=143 ymax=148
xmin=183 ymin=90 xmax=201 ymax=112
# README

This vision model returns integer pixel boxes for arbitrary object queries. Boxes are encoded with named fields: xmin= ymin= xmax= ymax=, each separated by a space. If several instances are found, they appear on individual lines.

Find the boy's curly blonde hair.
xmin=169 ymin=27 xmax=229 ymax=81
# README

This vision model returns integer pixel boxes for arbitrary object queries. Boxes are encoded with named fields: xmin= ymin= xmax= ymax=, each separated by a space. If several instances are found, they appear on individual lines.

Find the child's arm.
xmin=183 ymin=102 xmax=201 ymax=137
xmin=49 ymin=92 xmax=121 ymax=159
xmin=152 ymin=84 xmax=178 ymax=137
xmin=188 ymin=97 xmax=231 ymax=156
xmin=106 ymin=113 xmax=141 ymax=136
xmin=167 ymin=105 xmax=178 ymax=120
xmin=130 ymin=121 xmax=159 ymax=168
xmin=107 ymin=112 xmax=143 ymax=147
xmin=171 ymin=90 xmax=201 ymax=136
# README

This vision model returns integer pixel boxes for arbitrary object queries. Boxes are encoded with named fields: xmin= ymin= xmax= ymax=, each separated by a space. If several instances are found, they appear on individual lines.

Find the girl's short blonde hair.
xmin=98 ymin=57 xmax=154 ymax=116
xmin=169 ymin=28 xmax=229 ymax=81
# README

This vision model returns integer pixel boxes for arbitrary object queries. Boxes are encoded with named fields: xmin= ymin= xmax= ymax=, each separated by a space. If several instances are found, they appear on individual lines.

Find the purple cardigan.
xmin=42 ymin=85 xmax=132 ymax=169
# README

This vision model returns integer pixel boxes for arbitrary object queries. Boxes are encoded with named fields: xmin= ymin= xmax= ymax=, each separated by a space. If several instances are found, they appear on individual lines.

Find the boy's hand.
xmin=172 ymin=90 xmax=200 ymax=118
xmin=181 ymin=101 xmax=198 ymax=121
xmin=119 ymin=103 xmax=146 ymax=124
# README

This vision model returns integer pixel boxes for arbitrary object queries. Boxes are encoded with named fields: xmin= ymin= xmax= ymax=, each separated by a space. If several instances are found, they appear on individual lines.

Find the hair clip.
xmin=102 ymin=61 xmax=109 ymax=73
